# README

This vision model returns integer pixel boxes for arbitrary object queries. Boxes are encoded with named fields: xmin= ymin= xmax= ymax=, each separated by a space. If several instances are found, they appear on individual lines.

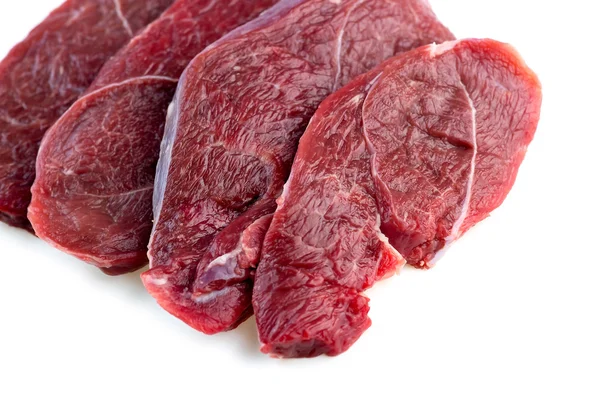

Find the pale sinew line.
xmin=360 ymin=72 xmax=406 ymax=268
xmin=427 ymin=41 xmax=477 ymax=267
xmin=77 ymin=185 xmax=154 ymax=199
xmin=203 ymin=245 xmax=242 ymax=274
xmin=332 ymin=0 xmax=364 ymax=90
xmin=148 ymin=77 xmax=184 ymax=264
xmin=37 ymin=75 xmax=179 ymax=182
xmin=374 ymin=213 xmax=406 ymax=275
xmin=85 ymin=75 xmax=179 ymax=99
xmin=447 ymin=79 xmax=477 ymax=243
xmin=197 ymin=0 xmax=218 ymax=14
xmin=429 ymin=40 xmax=458 ymax=57
xmin=193 ymin=286 xmax=235 ymax=303
xmin=113 ymin=0 xmax=134 ymax=37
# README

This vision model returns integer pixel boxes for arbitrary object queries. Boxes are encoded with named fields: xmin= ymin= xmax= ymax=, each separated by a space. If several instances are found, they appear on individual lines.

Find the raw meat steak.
xmin=144 ymin=0 xmax=454 ymax=334
xmin=27 ymin=0 xmax=278 ymax=274
xmin=0 ymin=0 xmax=174 ymax=231
xmin=253 ymin=39 xmax=542 ymax=357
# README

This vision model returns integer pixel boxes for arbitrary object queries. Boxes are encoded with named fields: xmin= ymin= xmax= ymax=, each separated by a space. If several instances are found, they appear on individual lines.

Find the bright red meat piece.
xmin=253 ymin=39 xmax=542 ymax=357
xmin=28 ymin=0 xmax=278 ymax=274
xmin=0 ymin=0 xmax=174 ymax=231
xmin=144 ymin=0 xmax=454 ymax=333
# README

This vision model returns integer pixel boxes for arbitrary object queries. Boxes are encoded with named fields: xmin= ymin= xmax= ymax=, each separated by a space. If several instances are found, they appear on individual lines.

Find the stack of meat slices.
xmin=0 ymin=0 xmax=175 ymax=231
xmin=26 ymin=0 xmax=279 ymax=273
xmin=0 ymin=0 xmax=541 ymax=358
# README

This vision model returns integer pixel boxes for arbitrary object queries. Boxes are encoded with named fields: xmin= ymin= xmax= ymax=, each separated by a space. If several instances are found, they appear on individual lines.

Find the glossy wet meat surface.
xmin=0 ymin=0 xmax=173 ymax=230
xmin=28 ymin=0 xmax=277 ymax=273
xmin=254 ymin=39 xmax=542 ymax=357
xmin=144 ymin=0 xmax=454 ymax=333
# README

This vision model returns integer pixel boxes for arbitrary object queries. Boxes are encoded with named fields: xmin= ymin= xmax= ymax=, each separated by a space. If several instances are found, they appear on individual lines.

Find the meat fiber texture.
xmin=253 ymin=39 xmax=542 ymax=357
xmin=28 ymin=0 xmax=278 ymax=275
xmin=0 ymin=0 xmax=174 ymax=232
xmin=144 ymin=0 xmax=454 ymax=334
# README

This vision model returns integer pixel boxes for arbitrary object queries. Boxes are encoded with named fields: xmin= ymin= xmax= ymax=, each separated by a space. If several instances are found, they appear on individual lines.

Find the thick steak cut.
xmin=0 ymin=0 xmax=174 ymax=231
xmin=253 ymin=39 xmax=542 ymax=357
xmin=144 ymin=0 xmax=454 ymax=333
xmin=28 ymin=0 xmax=277 ymax=274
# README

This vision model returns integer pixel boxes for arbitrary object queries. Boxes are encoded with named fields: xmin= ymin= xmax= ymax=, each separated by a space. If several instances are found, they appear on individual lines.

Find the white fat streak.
xmin=425 ymin=40 xmax=477 ymax=267
xmin=202 ymin=0 xmax=307 ymax=54
xmin=117 ymin=0 xmax=177 ymax=50
xmin=429 ymin=40 xmax=459 ymax=57
xmin=75 ymin=185 xmax=153 ymax=199
xmin=205 ymin=244 xmax=242 ymax=271
xmin=197 ymin=0 xmax=218 ymax=14
xmin=361 ymin=71 xmax=384 ymax=177
xmin=374 ymin=214 xmax=406 ymax=275
xmin=332 ymin=0 xmax=364 ymax=89
xmin=149 ymin=277 xmax=167 ymax=286
xmin=359 ymin=73 xmax=406 ymax=272
xmin=277 ymin=174 xmax=293 ymax=207
xmin=85 ymin=75 xmax=178 ymax=100
xmin=361 ymin=71 xmax=394 ymax=206
xmin=202 ymin=212 xmax=272 ymax=282
xmin=192 ymin=286 xmax=235 ymax=304
xmin=149 ymin=82 xmax=182 ymax=261
xmin=113 ymin=0 xmax=133 ymax=37
xmin=445 ymin=80 xmax=477 ymax=246
xmin=277 ymin=158 xmax=306 ymax=209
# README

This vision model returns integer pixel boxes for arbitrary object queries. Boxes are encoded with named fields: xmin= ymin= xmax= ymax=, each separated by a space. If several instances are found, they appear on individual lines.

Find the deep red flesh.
xmin=253 ymin=39 xmax=542 ymax=357
xmin=28 ymin=0 xmax=278 ymax=273
xmin=144 ymin=0 xmax=454 ymax=333
xmin=0 ymin=0 xmax=174 ymax=230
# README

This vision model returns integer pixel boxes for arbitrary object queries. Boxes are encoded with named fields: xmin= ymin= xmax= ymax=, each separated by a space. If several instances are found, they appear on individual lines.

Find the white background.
xmin=1 ymin=1 xmax=598 ymax=399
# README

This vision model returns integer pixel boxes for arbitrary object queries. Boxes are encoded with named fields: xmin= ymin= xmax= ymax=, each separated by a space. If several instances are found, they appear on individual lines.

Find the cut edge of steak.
xmin=27 ymin=0 xmax=278 ymax=274
xmin=143 ymin=0 xmax=454 ymax=334
xmin=150 ymin=0 xmax=313 ymax=239
xmin=253 ymin=38 xmax=542 ymax=357
xmin=0 ymin=0 xmax=174 ymax=231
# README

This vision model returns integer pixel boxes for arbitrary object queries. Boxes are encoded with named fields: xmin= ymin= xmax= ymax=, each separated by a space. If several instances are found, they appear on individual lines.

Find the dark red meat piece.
xmin=0 ymin=0 xmax=174 ymax=231
xmin=27 ymin=0 xmax=277 ymax=274
xmin=144 ymin=0 xmax=454 ymax=333
xmin=253 ymin=39 xmax=542 ymax=357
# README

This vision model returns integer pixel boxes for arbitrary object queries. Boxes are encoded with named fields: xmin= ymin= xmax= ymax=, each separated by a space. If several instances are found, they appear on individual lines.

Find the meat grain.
xmin=144 ymin=0 xmax=454 ymax=333
xmin=28 ymin=0 xmax=278 ymax=274
xmin=0 ymin=0 xmax=174 ymax=231
xmin=253 ymin=39 xmax=542 ymax=357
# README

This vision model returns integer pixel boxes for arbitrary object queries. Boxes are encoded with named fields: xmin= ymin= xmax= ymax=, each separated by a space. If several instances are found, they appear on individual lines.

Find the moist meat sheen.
xmin=0 ymin=0 xmax=173 ymax=231
xmin=253 ymin=39 xmax=542 ymax=357
xmin=27 ymin=0 xmax=277 ymax=274
xmin=144 ymin=0 xmax=454 ymax=334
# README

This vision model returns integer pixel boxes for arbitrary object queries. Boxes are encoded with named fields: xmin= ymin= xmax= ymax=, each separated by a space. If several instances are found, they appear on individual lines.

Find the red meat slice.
xmin=253 ymin=39 xmax=542 ymax=357
xmin=0 ymin=0 xmax=174 ymax=231
xmin=27 ymin=0 xmax=278 ymax=274
xmin=144 ymin=0 xmax=454 ymax=333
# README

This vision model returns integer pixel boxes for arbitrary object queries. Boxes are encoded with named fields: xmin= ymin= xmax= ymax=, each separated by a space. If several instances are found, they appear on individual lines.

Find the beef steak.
xmin=27 ymin=0 xmax=277 ymax=274
xmin=144 ymin=0 xmax=454 ymax=333
xmin=0 ymin=0 xmax=174 ymax=231
xmin=253 ymin=39 xmax=542 ymax=357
